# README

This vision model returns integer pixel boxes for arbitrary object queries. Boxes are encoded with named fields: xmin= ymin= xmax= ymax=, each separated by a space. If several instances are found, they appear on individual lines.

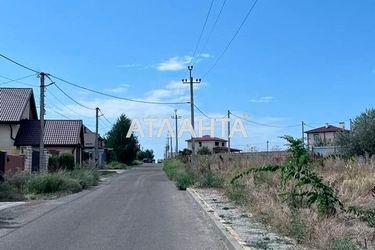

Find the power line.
xmin=191 ymin=0 xmax=215 ymax=64
xmin=197 ymin=0 xmax=227 ymax=60
xmin=0 ymin=53 xmax=40 ymax=73
xmin=49 ymin=74 xmax=189 ymax=105
xmin=0 ymin=74 xmax=37 ymax=86
xmin=46 ymin=88 xmax=84 ymax=117
xmin=203 ymin=0 xmax=259 ymax=77
xmin=53 ymin=83 xmax=96 ymax=110
xmin=99 ymin=110 xmax=114 ymax=126
xmin=230 ymin=112 xmax=300 ymax=128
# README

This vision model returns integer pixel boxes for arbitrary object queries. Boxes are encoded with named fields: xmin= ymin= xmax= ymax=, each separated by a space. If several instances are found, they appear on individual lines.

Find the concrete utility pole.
xmin=171 ymin=109 xmax=182 ymax=154
xmin=227 ymin=110 xmax=231 ymax=153
xmin=266 ymin=140 xmax=269 ymax=152
xmin=39 ymin=72 xmax=46 ymax=171
xmin=182 ymin=65 xmax=201 ymax=168
xmin=170 ymin=135 xmax=173 ymax=157
xmin=95 ymin=107 xmax=99 ymax=167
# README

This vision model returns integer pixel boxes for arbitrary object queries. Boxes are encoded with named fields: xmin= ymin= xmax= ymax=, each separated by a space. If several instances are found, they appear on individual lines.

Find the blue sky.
xmin=1 ymin=0 xmax=374 ymax=158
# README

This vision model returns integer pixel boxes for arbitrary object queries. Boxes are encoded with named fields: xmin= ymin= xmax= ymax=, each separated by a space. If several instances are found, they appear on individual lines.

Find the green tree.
xmin=197 ymin=146 xmax=212 ymax=155
xmin=137 ymin=149 xmax=154 ymax=160
xmin=336 ymin=109 xmax=375 ymax=157
xmin=106 ymin=114 xmax=140 ymax=164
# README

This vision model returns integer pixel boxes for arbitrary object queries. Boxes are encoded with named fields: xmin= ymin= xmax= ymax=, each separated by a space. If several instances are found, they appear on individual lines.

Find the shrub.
xmin=48 ymin=155 xmax=60 ymax=172
xmin=176 ymin=171 xmax=196 ymax=190
xmin=59 ymin=154 xmax=75 ymax=170
xmin=197 ymin=146 xmax=211 ymax=155
xmin=70 ymin=168 xmax=99 ymax=189
xmin=25 ymin=172 xmax=82 ymax=194
xmin=130 ymin=160 xmax=143 ymax=166
xmin=0 ymin=182 xmax=24 ymax=201
xmin=331 ymin=239 xmax=360 ymax=250
xmin=48 ymin=154 xmax=75 ymax=171
xmin=199 ymin=173 xmax=223 ymax=188
xmin=163 ymin=159 xmax=184 ymax=180
xmin=107 ymin=161 xmax=128 ymax=169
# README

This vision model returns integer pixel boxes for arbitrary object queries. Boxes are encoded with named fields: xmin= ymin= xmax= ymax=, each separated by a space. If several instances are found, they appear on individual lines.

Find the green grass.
xmin=331 ymin=239 xmax=360 ymax=250
xmin=176 ymin=171 xmax=196 ymax=190
xmin=163 ymin=159 xmax=196 ymax=190
xmin=107 ymin=161 xmax=129 ymax=169
xmin=0 ymin=182 xmax=24 ymax=201
xmin=198 ymin=173 xmax=224 ymax=188
xmin=25 ymin=172 xmax=82 ymax=194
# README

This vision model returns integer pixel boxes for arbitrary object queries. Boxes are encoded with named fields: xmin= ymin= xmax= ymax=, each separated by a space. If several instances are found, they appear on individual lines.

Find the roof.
xmin=15 ymin=120 xmax=83 ymax=146
xmin=0 ymin=88 xmax=37 ymax=122
xmin=305 ymin=125 xmax=346 ymax=134
xmin=186 ymin=135 xmax=227 ymax=142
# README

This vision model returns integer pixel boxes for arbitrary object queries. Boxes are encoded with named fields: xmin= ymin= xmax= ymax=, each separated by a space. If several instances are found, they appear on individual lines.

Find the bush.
xmin=331 ymin=239 xmax=360 ymax=250
xmin=163 ymin=159 xmax=184 ymax=180
xmin=176 ymin=171 xmax=196 ymax=190
xmin=48 ymin=154 xmax=75 ymax=171
xmin=70 ymin=168 xmax=99 ymax=189
xmin=198 ymin=173 xmax=223 ymax=188
xmin=0 ymin=182 xmax=24 ymax=201
xmin=130 ymin=160 xmax=143 ymax=166
xmin=107 ymin=161 xmax=128 ymax=169
xmin=25 ymin=172 xmax=82 ymax=194
xmin=59 ymin=154 xmax=75 ymax=170
xmin=197 ymin=146 xmax=211 ymax=155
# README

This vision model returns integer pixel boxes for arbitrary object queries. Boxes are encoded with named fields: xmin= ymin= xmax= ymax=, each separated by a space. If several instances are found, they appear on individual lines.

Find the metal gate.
xmin=31 ymin=151 xmax=40 ymax=172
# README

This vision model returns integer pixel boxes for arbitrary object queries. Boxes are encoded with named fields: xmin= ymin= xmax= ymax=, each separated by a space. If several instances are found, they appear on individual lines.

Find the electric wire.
xmin=0 ymin=53 xmax=40 ymax=73
xmin=203 ymin=0 xmax=259 ymax=77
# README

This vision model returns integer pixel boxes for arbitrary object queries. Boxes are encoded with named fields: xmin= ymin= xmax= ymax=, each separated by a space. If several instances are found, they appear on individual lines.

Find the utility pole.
xmin=350 ymin=118 xmax=353 ymax=131
xmin=170 ymin=135 xmax=173 ymax=157
xmin=171 ymin=109 xmax=182 ymax=154
xmin=301 ymin=121 xmax=305 ymax=147
xmin=182 ymin=65 xmax=201 ymax=168
xmin=39 ymin=72 xmax=46 ymax=171
xmin=95 ymin=107 xmax=99 ymax=167
xmin=227 ymin=110 xmax=231 ymax=153
xmin=267 ymin=140 xmax=269 ymax=152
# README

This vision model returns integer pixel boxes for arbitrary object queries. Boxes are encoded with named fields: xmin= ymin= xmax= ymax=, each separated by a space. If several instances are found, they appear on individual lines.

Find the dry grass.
xmin=196 ymin=153 xmax=375 ymax=249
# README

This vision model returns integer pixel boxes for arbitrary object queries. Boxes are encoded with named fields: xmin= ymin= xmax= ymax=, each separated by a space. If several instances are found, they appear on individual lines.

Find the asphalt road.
xmin=0 ymin=164 xmax=229 ymax=250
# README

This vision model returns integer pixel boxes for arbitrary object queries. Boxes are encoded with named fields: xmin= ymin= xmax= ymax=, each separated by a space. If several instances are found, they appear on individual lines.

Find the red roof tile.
xmin=0 ymin=88 xmax=37 ymax=122
xmin=305 ymin=125 xmax=346 ymax=134
xmin=186 ymin=135 xmax=227 ymax=142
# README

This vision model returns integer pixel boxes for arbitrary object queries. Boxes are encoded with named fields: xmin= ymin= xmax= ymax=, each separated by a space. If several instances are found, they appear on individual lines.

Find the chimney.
xmin=325 ymin=123 xmax=329 ymax=128
xmin=339 ymin=122 xmax=345 ymax=129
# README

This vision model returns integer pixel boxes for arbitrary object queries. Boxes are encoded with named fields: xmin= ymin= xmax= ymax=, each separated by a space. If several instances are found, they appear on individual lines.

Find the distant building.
xmin=186 ymin=135 xmax=241 ymax=154
xmin=305 ymin=123 xmax=347 ymax=156
xmin=83 ymin=126 xmax=107 ymax=167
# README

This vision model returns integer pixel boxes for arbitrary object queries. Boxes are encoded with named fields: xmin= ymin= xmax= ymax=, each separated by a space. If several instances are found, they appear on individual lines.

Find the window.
xmin=222 ymin=142 xmax=225 ymax=146
xmin=199 ymin=142 xmax=202 ymax=147
xmin=215 ymin=141 xmax=219 ymax=146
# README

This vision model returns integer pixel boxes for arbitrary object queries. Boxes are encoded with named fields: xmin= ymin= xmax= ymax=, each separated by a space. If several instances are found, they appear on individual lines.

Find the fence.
xmin=195 ymin=151 xmax=289 ymax=173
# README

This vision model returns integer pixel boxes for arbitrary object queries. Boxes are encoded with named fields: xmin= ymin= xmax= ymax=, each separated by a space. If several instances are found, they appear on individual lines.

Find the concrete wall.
xmin=307 ymin=131 xmax=337 ymax=149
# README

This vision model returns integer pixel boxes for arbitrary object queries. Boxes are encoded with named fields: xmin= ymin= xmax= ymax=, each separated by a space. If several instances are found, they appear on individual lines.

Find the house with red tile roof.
xmin=0 ymin=88 xmax=38 ymax=155
xmin=15 ymin=119 xmax=84 ymax=170
xmin=186 ymin=135 xmax=241 ymax=154
xmin=305 ymin=123 xmax=348 ymax=156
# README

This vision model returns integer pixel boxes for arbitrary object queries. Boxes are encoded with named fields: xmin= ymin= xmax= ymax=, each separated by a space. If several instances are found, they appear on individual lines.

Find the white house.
xmin=186 ymin=135 xmax=241 ymax=154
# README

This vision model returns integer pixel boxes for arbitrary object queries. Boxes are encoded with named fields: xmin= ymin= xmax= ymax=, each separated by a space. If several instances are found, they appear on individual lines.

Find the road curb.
xmin=187 ymin=188 xmax=247 ymax=250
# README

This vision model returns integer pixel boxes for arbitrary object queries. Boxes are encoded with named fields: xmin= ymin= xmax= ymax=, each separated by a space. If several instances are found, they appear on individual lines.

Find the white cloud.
xmin=155 ymin=54 xmax=211 ymax=72
xmin=156 ymin=56 xmax=192 ymax=71
xmin=105 ymin=84 xmax=129 ymax=93
xmin=250 ymin=96 xmax=274 ymax=103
